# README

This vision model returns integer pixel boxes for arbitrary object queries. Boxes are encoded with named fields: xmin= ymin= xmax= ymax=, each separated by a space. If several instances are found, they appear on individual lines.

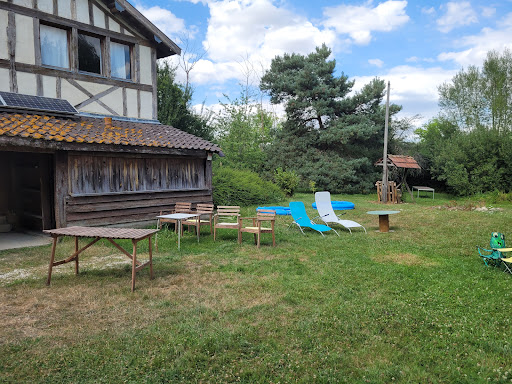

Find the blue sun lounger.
xmin=289 ymin=202 xmax=339 ymax=237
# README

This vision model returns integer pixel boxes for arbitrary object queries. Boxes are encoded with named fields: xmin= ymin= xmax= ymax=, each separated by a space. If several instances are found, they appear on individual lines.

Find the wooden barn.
xmin=0 ymin=0 xmax=222 ymax=231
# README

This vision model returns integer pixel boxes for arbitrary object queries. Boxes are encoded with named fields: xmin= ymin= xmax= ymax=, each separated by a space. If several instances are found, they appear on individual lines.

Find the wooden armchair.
xmin=181 ymin=203 xmax=214 ymax=236
xmin=213 ymin=206 xmax=241 ymax=241
xmin=159 ymin=202 xmax=192 ymax=232
xmin=239 ymin=209 xmax=276 ymax=248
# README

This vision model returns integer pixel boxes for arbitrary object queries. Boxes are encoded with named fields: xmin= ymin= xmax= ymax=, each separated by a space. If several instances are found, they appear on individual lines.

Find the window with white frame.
xmin=110 ymin=41 xmax=131 ymax=80
xmin=40 ymin=24 xmax=69 ymax=69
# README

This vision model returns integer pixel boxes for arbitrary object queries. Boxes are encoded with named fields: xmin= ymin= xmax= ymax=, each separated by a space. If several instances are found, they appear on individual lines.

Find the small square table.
xmin=413 ymin=186 xmax=435 ymax=199
xmin=156 ymin=213 xmax=200 ymax=250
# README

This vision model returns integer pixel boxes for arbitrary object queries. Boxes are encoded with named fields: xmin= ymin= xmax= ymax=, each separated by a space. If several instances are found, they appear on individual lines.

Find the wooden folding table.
xmin=44 ymin=226 xmax=158 ymax=292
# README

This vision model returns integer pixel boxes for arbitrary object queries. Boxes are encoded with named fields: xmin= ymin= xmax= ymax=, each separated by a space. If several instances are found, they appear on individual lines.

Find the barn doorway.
xmin=0 ymin=151 xmax=55 ymax=231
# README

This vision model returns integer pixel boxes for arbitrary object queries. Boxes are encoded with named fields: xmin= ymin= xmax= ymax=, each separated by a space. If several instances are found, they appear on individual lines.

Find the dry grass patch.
xmin=0 ymin=243 xmax=284 ymax=345
xmin=372 ymin=253 xmax=437 ymax=266
xmin=0 ymin=282 xmax=165 ymax=346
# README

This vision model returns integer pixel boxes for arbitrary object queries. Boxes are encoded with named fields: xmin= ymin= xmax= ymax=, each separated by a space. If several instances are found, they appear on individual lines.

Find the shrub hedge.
xmin=213 ymin=167 xmax=284 ymax=206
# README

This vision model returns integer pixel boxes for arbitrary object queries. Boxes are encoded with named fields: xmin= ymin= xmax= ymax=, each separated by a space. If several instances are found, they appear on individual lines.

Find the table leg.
xmin=148 ymin=236 xmax=153 ymax=280
xmin=155 ymin=219 xmax=160 ymax=252
xmin=197 ymin=219 xmax=200 ymax=243
xmin=131 ymin=240 xmax=137 ymax=292
xmin=378 ymin=214 xmax=390 ymax=232
xmin=74 ymin=237 xmax=79 ymax=275
xmin=177 ymin=219 xmax=181 ymax=250
xmin=47 ymin=236 xmax=58 ymax=285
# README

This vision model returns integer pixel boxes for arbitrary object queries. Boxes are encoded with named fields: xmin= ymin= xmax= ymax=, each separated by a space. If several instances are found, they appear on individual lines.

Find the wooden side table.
xmin=366 ymin=211 xmax=400 ymax=232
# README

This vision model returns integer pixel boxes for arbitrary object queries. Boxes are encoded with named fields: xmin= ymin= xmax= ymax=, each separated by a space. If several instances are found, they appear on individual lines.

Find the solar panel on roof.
xmin=0 ymin=91 xmax=78 ymax=115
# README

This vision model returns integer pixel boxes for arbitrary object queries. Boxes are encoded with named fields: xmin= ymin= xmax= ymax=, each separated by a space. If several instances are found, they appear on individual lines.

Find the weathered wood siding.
xmin=63 ymin=153 xmax=212 ymax=226
xmin=69 ymin=154 xmax=205 ymax=194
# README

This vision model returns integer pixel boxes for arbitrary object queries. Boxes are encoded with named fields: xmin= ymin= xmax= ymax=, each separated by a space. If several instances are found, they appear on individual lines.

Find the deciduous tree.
xmin=157 ymin=62 xmax=214 ymax=140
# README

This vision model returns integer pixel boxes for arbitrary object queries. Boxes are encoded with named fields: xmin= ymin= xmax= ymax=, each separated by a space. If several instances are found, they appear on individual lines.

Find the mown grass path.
xmin=1 ymin=193 xmax=511 ymax=383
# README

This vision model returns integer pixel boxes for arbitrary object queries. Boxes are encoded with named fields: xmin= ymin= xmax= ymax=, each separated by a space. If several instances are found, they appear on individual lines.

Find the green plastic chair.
xmin=477 ymin=232 xmax=506 ymax=267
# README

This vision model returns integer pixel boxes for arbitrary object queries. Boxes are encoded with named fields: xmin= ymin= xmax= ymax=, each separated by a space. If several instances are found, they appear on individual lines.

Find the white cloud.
xmin=322 ymin=0 xmax=409 ymax=45
xmin=135 ymin=4 xmax=188 ymax=40
xmin=406 ymin=56 xmax=434 ymax=63
xmin=438 ymin=13 xmax=512 ymax=68
xmin=352 ymin=65 xmax=458 ymax=125
xmin=204 ymin=0 xmax=335 ymax=63
xmin=193 ymin=98 xmax=286 ymax=122
xmin=482 ymin=6 xmax=496 ymax=18
xmin=437 ymin=2 xmax=478 ymax=33
xmin=180 ymin=0 xmax=337 ymax=87
xmin=368 ymin=58 xmax=384 ymax=67
xmin=422 ymin=6 xmax=435 ymax=15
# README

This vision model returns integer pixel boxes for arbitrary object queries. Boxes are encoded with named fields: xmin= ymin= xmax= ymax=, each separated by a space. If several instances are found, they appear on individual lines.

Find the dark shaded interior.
xmin=0 ymin=151 xmax=55 ymax=231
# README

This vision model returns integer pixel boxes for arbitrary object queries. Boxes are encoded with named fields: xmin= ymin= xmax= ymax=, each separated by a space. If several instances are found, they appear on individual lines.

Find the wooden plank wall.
xmin=69 ymin=154 xmax=205 ymax=194
xmin=66 ymin=188 xmax=212 ymax=226
xmin=64 ymin=153 xmax=212 ymax=226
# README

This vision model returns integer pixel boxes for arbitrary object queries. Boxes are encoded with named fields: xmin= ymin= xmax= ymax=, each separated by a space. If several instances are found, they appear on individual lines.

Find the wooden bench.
xmin=44 ymin=226 xmax=158 ymax=292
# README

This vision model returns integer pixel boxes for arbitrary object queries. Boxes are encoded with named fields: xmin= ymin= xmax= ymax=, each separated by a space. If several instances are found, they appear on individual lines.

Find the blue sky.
xmin=134 ymin=0 xmax=512 ymax=126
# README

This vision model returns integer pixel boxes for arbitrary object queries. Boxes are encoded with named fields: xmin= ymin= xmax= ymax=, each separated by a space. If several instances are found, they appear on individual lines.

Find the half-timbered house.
xmin=0 ymin=0 xmax=222 ymax=230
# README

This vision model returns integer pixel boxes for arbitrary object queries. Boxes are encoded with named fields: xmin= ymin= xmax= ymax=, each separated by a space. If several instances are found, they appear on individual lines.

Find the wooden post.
xmin=381 ymin=81 xmax=391 ymax=204
xmin=54 ymin=151 xmax=68 ymax=228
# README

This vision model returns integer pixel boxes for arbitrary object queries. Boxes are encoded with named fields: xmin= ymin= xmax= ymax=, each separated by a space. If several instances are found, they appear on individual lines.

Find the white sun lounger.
xmin=314 ymin=191 xmax=366 ymax=234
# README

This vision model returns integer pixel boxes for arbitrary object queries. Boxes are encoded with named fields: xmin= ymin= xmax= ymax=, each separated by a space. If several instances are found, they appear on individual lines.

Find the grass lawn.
xmin=1 ymin=192 xmax=512 ymax=383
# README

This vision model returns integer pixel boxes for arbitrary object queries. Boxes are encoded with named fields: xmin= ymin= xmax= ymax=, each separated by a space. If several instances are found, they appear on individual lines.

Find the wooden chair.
xmin=181 ymin=203 xmax=214 ymax=236
xmin=239 ymin=209 xmax=276 ymax=248
xmin=213 ymin=206 xmax=241 ymax=241
xmin=159 ymin=202 xmax=192 ymax=232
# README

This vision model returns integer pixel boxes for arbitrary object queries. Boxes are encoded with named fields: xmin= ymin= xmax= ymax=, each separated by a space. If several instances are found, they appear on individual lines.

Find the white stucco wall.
xmin=109 ymin=17 xmax=120 ymax=33
xmin=15 ymin=14 xmax=35 ymax=65
xmin=76 ymin=79 xmax=110 ymax=95
xmin=139 ymin=90 xmax=153 ymax=120
xmin=126 ymin=88 xmax=137 ymax=117
xmin=57 ymin=0 xmax=72 ymax=19
xmin=92 ymin=5 xmax=105 ymax=29
xmin=42 ymin=75 xmax=57 ymax=98
xmin=79 ymin=101 xmax=110 ymax=115
xmin=12 ymin=0 xmax=32 ymax=9
xmin=0 ymin=68 xmax=9 ymax=92
xmin=37 ymin=0 xmax=53 ymax=14
xmin=16 ymin=72 xmax=38 ymax=95
xmin=75 ymin=0 xmax=89 ymax=24
xmin=61 ymin=79 xmax=88 ymax=106
xmin=0 ymin=10 xmax=8 ymax=60
xmin=139 ymin=45 xmax=153 ymax=86
xmin=101 ymin=87 xmax=123 ymax=115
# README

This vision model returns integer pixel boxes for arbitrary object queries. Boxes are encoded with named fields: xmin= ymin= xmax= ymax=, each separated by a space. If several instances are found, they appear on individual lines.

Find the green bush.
xmin=213 ymin=167 xmax=284 ymax=206
xmin=273 ymin=168 xmax=300 ymax=196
